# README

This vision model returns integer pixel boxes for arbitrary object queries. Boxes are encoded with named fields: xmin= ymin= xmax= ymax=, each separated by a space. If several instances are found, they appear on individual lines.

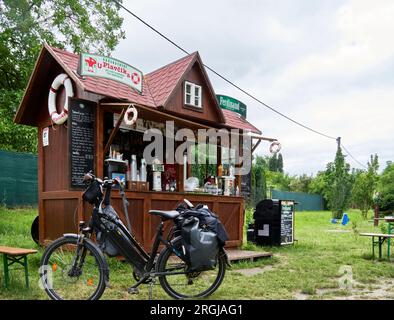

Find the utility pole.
xmin=336 ymin=137 xmax=341 ymax=150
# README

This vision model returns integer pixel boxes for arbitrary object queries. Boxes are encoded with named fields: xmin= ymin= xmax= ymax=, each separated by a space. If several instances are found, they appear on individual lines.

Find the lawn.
xmin=0 ymin=207 xmax=394 ymax=300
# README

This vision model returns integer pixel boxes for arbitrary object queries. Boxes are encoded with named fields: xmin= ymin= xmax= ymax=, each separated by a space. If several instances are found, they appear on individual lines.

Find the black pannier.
xmin=176 ymin=204 xmax=229 ymax=272
xmin=181 ymin=217 xmax=219 ymax=272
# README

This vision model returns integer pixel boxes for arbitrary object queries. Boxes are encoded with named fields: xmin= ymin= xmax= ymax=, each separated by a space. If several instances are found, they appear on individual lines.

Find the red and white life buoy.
xmin=48 ymin=73 xmax=74 ymax=125
xmin=124 ymin=104 xmax=138 ymax=126
xmin=269 ymin=141 xmax=282 ymax=154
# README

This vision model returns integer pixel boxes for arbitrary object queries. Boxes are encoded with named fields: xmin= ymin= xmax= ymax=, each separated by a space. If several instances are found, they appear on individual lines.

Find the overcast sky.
xmin=114 ymin=0 xmax=394 ymax=175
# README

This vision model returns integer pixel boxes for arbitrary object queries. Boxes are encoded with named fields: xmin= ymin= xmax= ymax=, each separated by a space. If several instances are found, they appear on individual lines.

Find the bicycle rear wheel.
xmin=39 ymin=236 xmax=107 ymax=300
xmin=156 ymin=237 xmax=226 ymax=299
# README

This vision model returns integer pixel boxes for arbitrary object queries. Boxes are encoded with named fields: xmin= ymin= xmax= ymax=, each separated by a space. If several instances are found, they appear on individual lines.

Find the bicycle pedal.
xmin=128 ymin=287 xmax=139 ymax=294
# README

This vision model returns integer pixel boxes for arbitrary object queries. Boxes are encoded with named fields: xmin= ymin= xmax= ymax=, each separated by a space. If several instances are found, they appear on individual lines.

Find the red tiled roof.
xmin=222 ymin=109 xmax=261 ymax=134
xmin=49 ymin=46 xmax=261 ymax=133
xmin=145 ymin=53 xmax=197 ymax=106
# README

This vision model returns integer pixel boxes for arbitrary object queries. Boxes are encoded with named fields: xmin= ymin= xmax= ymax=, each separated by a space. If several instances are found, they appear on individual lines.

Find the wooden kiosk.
xmin=15 ymin=44 xmax=268 ymax=251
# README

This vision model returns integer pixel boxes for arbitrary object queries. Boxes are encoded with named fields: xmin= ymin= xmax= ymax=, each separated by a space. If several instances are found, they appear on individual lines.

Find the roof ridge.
xmin=145 ymin=52 xmax=198 ymax=77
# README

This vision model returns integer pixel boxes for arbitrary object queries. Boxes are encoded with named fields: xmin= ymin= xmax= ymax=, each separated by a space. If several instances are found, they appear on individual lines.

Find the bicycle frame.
xmin=87 ymin=183 xmax=179 ymax=277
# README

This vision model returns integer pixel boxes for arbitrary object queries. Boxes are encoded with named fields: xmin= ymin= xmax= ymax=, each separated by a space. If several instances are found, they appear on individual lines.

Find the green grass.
xmin=0 ymin=207 xmax=393 ymax=300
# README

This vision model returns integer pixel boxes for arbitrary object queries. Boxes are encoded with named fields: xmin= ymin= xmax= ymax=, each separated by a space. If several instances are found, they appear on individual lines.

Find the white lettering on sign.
xmin=219 ymin=96 xmax=240 ymax=111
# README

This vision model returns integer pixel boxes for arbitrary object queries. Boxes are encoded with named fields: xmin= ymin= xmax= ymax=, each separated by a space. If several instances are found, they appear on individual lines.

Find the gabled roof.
xmin=145 ymin=53 xmax=196 ymax=107
xmin=15 ymin=44 xmax=261 ymax=133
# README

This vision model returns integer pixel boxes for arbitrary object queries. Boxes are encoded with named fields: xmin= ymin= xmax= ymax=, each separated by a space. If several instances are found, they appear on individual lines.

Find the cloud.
xmin=115 ymin=0 xmax=394 ymax=175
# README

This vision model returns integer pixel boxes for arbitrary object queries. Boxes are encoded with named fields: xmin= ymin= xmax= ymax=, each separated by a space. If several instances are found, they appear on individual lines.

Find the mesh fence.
xmin=0 ymin=150 xmax=38 ymax=207
xmin=272 ymin=189 xmax=325 ymax=211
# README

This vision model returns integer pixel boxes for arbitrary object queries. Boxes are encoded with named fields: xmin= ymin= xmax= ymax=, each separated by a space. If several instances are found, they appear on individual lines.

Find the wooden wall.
xmin=165 ymin=62 xmax=223 ymax=125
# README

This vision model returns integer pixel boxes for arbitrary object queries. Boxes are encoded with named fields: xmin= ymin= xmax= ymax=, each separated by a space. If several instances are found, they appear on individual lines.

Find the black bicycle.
xmin=39 ymin=172 xmax=228 ymax=300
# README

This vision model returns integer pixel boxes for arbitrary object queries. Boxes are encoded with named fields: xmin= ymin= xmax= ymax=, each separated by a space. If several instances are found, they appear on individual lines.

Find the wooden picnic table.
xmin=360 ymin=233 xmax=394 ymax=259
xmin=0 ymin=246 xmax=38 ymax=288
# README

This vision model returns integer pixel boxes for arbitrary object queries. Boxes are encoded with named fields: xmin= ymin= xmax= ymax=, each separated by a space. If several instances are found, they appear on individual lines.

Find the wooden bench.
xmin=359 ymin=233 xmax=394 ymax=259
xmin=0 ymin=246 xmax=38 ymax=288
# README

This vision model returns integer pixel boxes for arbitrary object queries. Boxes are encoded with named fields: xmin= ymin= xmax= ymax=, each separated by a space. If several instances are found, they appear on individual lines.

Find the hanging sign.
xmin=42 ymin=127 xmax=49 ymax=147
xmin=216 ymin=94 xmax=247 ymax=118
xmin=77 ymin=53 xmax=143 ymax=94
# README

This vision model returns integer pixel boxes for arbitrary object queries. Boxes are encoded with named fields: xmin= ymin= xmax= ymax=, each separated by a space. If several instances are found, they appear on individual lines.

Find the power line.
xmin=112 ymin=0 xmax=337 ymax=141
xmin=112 ymin=0 xmax=369 ymax=168
xmin=342 ymin=144 xmax=367 ymax=169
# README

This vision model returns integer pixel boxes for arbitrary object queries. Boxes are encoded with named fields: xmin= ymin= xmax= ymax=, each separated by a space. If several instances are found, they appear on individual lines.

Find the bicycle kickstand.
xmin=148 ymin=278 xmax=156 ymax=300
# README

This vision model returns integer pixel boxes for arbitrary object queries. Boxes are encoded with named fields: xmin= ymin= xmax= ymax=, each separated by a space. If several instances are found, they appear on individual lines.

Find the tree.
xmin=378 ymin=162 xmax=394 ymax=212
xmin=277 ymin=153 xmax=284 ymax=173
xmin=325 ymin=146 xmax=352 ymax=219
xmin=289 ymin=174 xmax=313 ymax=193
xmin=351 ymin=154 xmax=379 ymax=218
xmin=308 ymin=171 xmax=327 ymax=195
xmin=251 ymin=155 xmax=267 ymax=205
xmin=0 ymin=0 xmax=125 ymax=153
xmin=0 ymin=89 xmax=37 ymax=152
xmin=268 ymin=153 xmax=278 ymax=172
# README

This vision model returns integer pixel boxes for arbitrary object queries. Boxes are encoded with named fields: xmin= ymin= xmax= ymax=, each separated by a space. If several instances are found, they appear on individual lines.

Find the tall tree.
xmin=277 ymin=153 xmax=283 ymax=173
xmin=268 ymin=153 xmax=278 ymax=172
xmin=252 ymin=155 xmax=267 ymax=205
xmin=351 ymin=154 xmax=379 ymax=219
xmin=0 ymin=0 xmax=125 ymax=153
xmin=325 ymin=146 xmax=352 ymax=219
xmin=378 ymin=162 xmax=394 ymax=212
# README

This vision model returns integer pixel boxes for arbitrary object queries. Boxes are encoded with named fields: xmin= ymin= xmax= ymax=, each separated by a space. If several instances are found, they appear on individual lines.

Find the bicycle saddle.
xmin=148 ymin=210 xmax=180 ymax=220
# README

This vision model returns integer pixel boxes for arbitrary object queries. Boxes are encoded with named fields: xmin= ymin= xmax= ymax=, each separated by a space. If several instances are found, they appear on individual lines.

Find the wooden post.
xmin=374 ymin=204 xmax=379 ymax=227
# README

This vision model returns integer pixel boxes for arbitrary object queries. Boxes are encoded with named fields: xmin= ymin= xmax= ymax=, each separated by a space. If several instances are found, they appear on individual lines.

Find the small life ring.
xmin=269 ymin=141 xmax=282 ymax=154
xmin=124 ymin=104 xmax=138 ymax=126
xmin=131 ymin=72 xmax=140 ymax=85
xmin=48 ymin=73 xmax=74 ymax=125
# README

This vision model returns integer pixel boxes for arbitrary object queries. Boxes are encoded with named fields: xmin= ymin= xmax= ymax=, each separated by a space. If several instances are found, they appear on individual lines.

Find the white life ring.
xmin=124 ymin=104 xmax=138 ymax=126
xmin=48 ymin=73 xmax=74 ymax=125
xmin=269 ymin=141 xmax=282 ymax=154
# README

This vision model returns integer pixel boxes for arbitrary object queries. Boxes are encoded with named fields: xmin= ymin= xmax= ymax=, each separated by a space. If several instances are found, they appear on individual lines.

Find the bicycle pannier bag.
xmin=181 ymin=216 xmax=219 ymax=272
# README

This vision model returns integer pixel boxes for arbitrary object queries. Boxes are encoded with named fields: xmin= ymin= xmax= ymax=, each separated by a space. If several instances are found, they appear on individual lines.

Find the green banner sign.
xmin=216 ymin=94 xmax=247 ymax=118
xmin=77 ymin=53 xmax=143 ymax=94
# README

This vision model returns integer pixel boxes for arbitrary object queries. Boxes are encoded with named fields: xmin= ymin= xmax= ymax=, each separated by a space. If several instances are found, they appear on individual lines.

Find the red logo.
xmin=85 ymin=57 xmax=97 ymax=72
xmin=131 ymin=72 xmax=140 ymax=85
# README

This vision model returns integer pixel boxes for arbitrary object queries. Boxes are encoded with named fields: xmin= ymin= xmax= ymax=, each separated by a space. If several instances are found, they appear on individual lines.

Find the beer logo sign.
xmin=77 ymin=53 xmax=143 ymax=94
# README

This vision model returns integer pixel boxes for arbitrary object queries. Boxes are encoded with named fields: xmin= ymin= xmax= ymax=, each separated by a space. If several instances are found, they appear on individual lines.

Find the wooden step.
xmin=226 ymin=249 xmax=272 ymax=263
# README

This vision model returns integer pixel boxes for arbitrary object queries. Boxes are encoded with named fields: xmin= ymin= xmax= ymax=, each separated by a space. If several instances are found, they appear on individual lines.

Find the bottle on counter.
xmin=131 ymin=155 xmax=137 ymax=181
xmin=218 ymin=164 xmax=223 ymax=177
xmin=140 ymin=158 xmax=147 ymax=182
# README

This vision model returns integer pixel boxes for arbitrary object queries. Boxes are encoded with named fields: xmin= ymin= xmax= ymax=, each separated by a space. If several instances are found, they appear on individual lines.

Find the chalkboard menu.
xmin=241 ymin=171 xmax=252 ymax=198
xmin=280 ymin=200 xmax=294 ymax=245
xmin=69 ymin=98 xmax=96 ymax=188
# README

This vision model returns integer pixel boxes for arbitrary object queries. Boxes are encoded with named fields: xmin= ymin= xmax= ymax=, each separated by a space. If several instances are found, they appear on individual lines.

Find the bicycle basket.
xmin=82 ymin=180 xmax=102 ymax=204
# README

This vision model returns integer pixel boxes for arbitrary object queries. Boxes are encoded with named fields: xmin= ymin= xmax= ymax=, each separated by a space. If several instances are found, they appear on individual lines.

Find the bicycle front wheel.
xmin=39 ymin=236 xmax=107 ymax=300
xmin=156 ymin=237 xmax=226 ymax=299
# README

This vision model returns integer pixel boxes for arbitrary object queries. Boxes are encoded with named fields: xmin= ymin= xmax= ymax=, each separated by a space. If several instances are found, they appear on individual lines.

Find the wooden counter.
xmin=41 ymin=189 xmax=245 ymax=251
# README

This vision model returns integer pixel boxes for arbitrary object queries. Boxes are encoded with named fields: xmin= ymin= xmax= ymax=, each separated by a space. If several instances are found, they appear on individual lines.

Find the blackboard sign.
xmin=69 ymin=98 xmax=96 ymax=188
xmin=241 ymin=171 xmax=252 ymax=198
xmin=280 ymin=200 xmax=294 ymax=245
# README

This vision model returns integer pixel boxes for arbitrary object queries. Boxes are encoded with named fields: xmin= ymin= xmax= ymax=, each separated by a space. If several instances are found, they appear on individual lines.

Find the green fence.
xmin=272 ymin=189 xmax=325 ymax=211
xmin=0 ymin=150 xmax=38 ymax=207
